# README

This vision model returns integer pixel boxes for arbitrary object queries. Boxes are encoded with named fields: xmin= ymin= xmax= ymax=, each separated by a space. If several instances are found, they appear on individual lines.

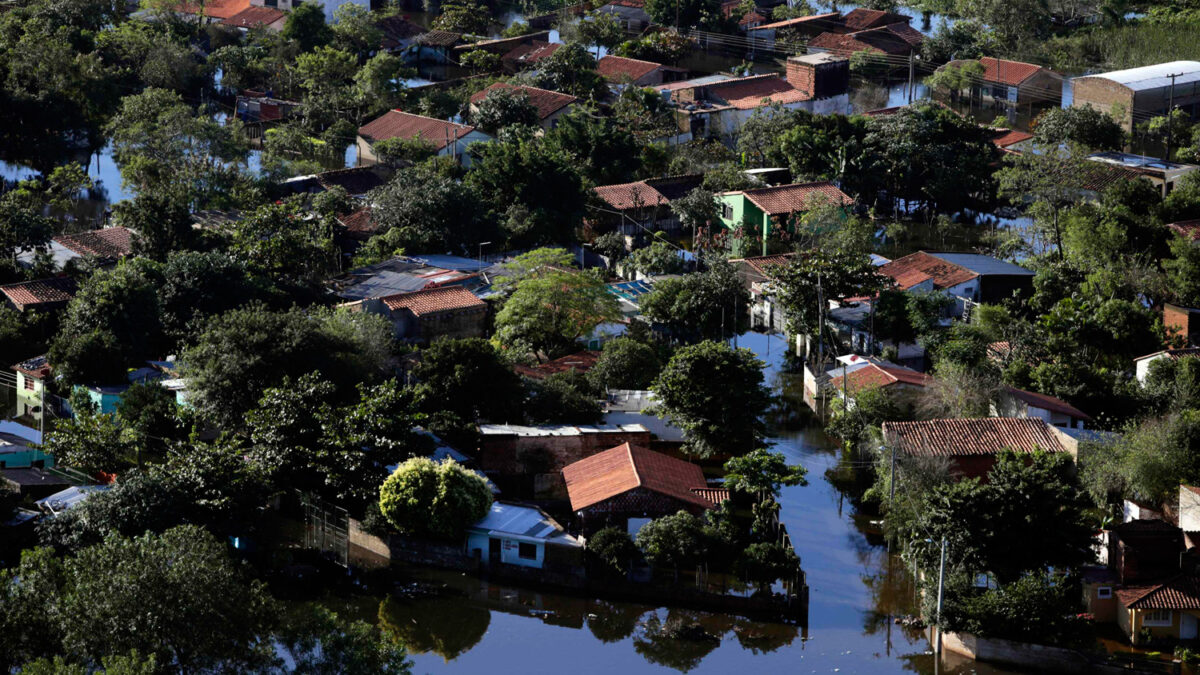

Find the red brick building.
xmin=478 ymin=424 xmax=652 ymax=498
xmin=378 ymin=286 xmax=487 ymax=343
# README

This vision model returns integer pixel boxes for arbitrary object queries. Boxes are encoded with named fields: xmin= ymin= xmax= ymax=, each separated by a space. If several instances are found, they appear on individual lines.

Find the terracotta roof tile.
xmin=358 ymin=110 xmax=476 ymax=151
xmin=378 ymin=15 xmax=426 ymax=50
xmin=182 ymin=0 xmax=249 ymax=19
xmin=842 ymin=7 xmax=910 ymax=30
xmin=735 ymin=181 xmax=852 ymax=215
xmin=831 ymin=362 xmax=932 ymax=394
xmin=381 ymin=286 xmax=485 ymax=316
xmin=991 ymin=129 xmax=1033 ymax=148
xmin=691 ymin=487 xmax=730 ymax=504
xmin=502 ymin=41 xmax=561 ymax=66
xmin=513 ymin=350 xmax=600 ymax=380
xmin=737 ymin=253 xmax=796 ymax=276
xmin=748 ymin=12 xmax=841 ymax=32
xmin=808 ymin=26 xmax=917 ymax=56
xmin=1169 ymin=220 xmax=1200 ymax=241
xmin=882 ymin=418 xmax=1068 ymax=458
xmin=1117 ymin=575 xmax=1200 ymax=610
xmin=596 ymin=55 xmax=662 ymax=82
xmin=593 ymin=180 xmax=670 ymax=211
xmin=220 ymin=6 xmax=285 ymax=28
xmin=338 ymin=207 xmax=378 ymax=235
xmin=1004 ymin=386 xmax=1090 ymax=420
xmin=1 ymin=276 xmax=77 ymax=310
xmin=415 ymin=30 xmax=463 ymax=47
xmin=53 ymin=227 xmax=132 ymax=260
xmin=562 ymin=443 xmax=712 ymax=511
xmin=710 ymin=75 xmax=812 ymax=109
xmin=1134 ymin=348 xmax=1200 ymax=362
xmin=979 ymin=57 xmax=1045 ymax=87
xmin=469 ymin=82 xmax=577 ymax=120
xmin=880 ymin=251 xmax=977 ymax=290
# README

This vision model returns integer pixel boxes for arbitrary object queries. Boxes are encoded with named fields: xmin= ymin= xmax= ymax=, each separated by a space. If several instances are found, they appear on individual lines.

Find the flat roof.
xmin=1082 ymin=60 xmax=1200 ymax=91
xmin=1088 ymin=151 xmax=1196 ymax=172
xmin=479 ymin=423 xmax=649 ymax=436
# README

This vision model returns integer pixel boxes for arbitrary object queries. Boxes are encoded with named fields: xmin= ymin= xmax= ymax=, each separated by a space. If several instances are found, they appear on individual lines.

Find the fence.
xmin=299 ymin=491 xmax=349 ymax=568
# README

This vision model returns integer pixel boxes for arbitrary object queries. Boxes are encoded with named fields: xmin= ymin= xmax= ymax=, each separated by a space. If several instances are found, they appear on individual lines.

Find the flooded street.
xmin=318 ymin=332 xmax=1021 ymax=674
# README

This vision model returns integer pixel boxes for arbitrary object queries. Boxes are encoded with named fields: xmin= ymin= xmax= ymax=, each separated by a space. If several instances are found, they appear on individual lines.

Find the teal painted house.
xmin=716 ymin=181 xmax=853 ymax=256
xmin=0 ymin=435 xmax=53 ymax=470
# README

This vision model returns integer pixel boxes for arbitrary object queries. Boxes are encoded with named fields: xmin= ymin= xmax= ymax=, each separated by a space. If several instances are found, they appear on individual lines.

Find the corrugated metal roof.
xmin=1082 ymin=61 xmax=1200 ymax=91
xmin=471 ymin=501 xmax=582 ymax=546
xmin=926 ymin=253 xmax=1034 ymax=277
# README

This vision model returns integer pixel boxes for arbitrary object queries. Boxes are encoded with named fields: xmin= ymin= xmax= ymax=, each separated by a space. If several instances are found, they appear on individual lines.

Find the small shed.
xmin=465 ymin=501 xmax=582 ymax=569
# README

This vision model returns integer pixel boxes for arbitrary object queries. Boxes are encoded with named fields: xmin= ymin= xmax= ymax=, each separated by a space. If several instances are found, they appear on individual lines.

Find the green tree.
xmin=723 ymin=449 xmax=808 ymax=497
xmin=524 ymin=371 xmax=603 ymax=424
xmin=114 ymin=192 xmax=194 ymax=262
xmin=770 ymin=250 xmax=885 ymax=336
xmin=575 ymin=11 xmax=624 ymax=58
xmin=1032 ymin=104 xmax=1125 ymax=151
xmin=639 ymin=260 xmax=749 ymax=343
xmin=924 ymin=60 xmax=985 ymax=103
xmin=651 ymin=340 xmax=770 ymax=457
xmin=411 ymin=338 xmax=525 ymax=423
xmin=547 ymin=107 xmax=643 ymax=185
xmin=471 ymin=87 xmax=540 ymax=134
xmin=627 ymin=241 xmax=686 ymax=276
xmin=493 ymin=269 xmax=621 ymax=360
xmin=588 ymin=337 xmax=662 ymax=390
xmin=283 ymin=2 xmax=333 ymax=52
xmin=368 ymin=163 xmax=490 ymax=254
xmin=635 ymin=510 xmax=709 ymax=570
xmin=734 ymin=542 xmax=800 ymax=589
xmin=41 ymin=407 xmax=129 ymax=475
xmin=644 ymin=0 xmax=719 ymax=29
xmin=331 ymin=3 xmax=383 ymax=56
xmin=587 ymin=527 xmax=640 ymax=575
xmin=158 ymin=250 xmax=266 ymax=345
xmin=459 ymin=48 xmax=501 ymax=73
xmin=114 ymin=380 xmax=181 ymax=460
xmin=432 ymin=0 xmax=492 ymax=33
xmin=533 ymin=42 xmax=607 ymax=100
xmin=920 ymin=19 xmax=998 ymax=62
xmin=276 ymin=605 xmax=413 ymax=674
xmin=228 ymin=197 xmax=336 ymax=289
xmin=378 ymin=457 xmax=493 ymax=539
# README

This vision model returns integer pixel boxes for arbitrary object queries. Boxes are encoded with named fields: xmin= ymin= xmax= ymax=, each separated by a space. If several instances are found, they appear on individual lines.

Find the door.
xmin=1182 ymin=613 xmax=1198 ymax=640
xmin=488 ymin=537 xmax=501 ymax=564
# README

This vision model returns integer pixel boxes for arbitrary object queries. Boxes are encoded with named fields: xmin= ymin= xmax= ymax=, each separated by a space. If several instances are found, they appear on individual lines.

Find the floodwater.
xmin=325 ymin=331 xmax=1021 ymax=674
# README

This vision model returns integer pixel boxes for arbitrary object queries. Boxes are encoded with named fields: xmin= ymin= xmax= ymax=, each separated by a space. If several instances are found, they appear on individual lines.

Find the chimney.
xmin=786 ymin=53 xmax=850 ymax=99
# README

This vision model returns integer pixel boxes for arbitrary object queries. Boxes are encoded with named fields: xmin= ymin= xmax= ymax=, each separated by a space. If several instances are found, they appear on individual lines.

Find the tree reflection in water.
xmin=632 ymin=609 xmax=723 ymax=673
xmin=377 ymin=596 xmax=490 ymax=661
xmin=730 ymin=617 xmax=799 ymax=654
xmin=586 ymin=599 xmax=650 ymax=643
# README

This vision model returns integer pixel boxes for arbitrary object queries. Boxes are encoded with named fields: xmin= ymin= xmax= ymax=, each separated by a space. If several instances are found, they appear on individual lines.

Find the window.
xmin=991 ymin=84 xmax=1008 ymax=100
xmin=1144 ymin=609 xmax=1172 ymax=626
xmin=1097 ymin=586 xmax=1112 ymax=599
xmin=721 ymin=203 xmax=733 ymax=220
xmin=23 ymin=377 xmax=34 ymax=391
xmin=518 ymin=542 xmax=537 ymax=560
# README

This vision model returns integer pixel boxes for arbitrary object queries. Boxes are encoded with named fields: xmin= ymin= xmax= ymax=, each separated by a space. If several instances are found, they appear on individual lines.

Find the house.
xmin=469 ymin=83 xmax=578 ymax=130
xmin=0 ymin=276 xmax=76 ymax=312
xmin=450 ymin=31 xmax=553 ymax=58
xmin=731 ymin=253 xmax=794 ymax=332
xmin=11 ymin=356 xmax=51 ymax=426
xmin=841 ymin=7 xmax=912 ymax=30
xmin=1182 ymin=485 xmax=1200 ymax=533
xmin=0 ymin=431 xmax=54 ymax=470
xmin=1086 ymin=152 xmax=1200 ymax=197
xmin=248 ymin=0 xmax=368 ymax=24
xmin=941 ymin=57 xmax=1063 ymax=107
xmin=659 ymin=55 xmax=851 ymax=143
xmin=991 ymin=386 xmax=1090 ymax=429
xmin=477 ymin=423 xmax=652 ymax=498
xmin=745 ymin=13 xmax=844 ymax=50
xmin=330 ymin=256 xmax=485 ymax=302
xmin=1071 ymin=61 xmax=1200 ymax=132
xmin=377 ymin=15 xmax=427 ymax=53
xmin=1169 ymin=219 xmax=1200 ymax=243
xmin=596 ymin=55 xmax=671 ymax=87
xmin=179 ymin=0 xmax=250 ymax=24
xmin=357 ymin=110 xmax=491 ymax=167
xmin=220 ymin=6 xmax=286 ymax=31
xmin=591 ymin=174 xmax=704 ymax=237
xmin=233 ymin=92 xmax=300 ymax=123
xmin=512 ymin=351 xmax=600 ymax=380
xmin=562 ymin=443 xmax=725 ymax=535
xmin=465 ymin=501 xmax=583 ymax=570
xmin=716 ymin=181 xmax=853 ymax=256
xmin=990 ymin=128 xmax=1034 ymax=153
xmin=501 ymin=40 xmax=561 ymax=72
xmin=1134 ymin=348 xmax=1200 ymax=383
xmin=282 ymin=166 xmax=389 ymax=197
xmin=878 ymin=251 xmax=1034 ymax=315
xmin=371 ymin=286 xmax=488 ymax=343
xmin=880 ymin=417 xmax=1072 ymax=480
xmin=1117 ymin=575 xmax=1200 ymax=644
xmin=411 ymin=30 xmax=466 ymax=65
xmin=36 ymin=484 xmax=111 ymax=516
xmin=1 ymin=468 xmax=73 ymax=499
xmin=22 ymin=227 xmax=134 ymax=270
xmin=827 ymin=360 xmax=931 ymax=410
xmin=807 ymin=24 xmax=923 ymax=59
xmin=596 ymin=0 xmax=651 ymax=32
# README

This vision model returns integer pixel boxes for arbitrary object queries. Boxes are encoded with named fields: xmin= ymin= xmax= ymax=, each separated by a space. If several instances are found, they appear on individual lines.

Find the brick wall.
xmin=416 ymin=306 xmax=487 ymax=342
xmin=577 ymin=487 xmax=707 ymax=534
xmin=786 ymin=56 xmax=849 ymax=99
xmin=1072 ymin=77 xmax=1135 ymax=131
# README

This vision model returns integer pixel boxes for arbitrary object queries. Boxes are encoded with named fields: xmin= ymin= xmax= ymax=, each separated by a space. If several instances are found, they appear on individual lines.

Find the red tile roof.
xmin=0 ymin=276 xmax=77 ymax=310
xmin=1004 ymin=386 xmax=1090 ymax=420
xmin=53 ymin=227 xmax=132 ymax=260
xmin=842 ymin=7 xmax=910 ymax=30
xmin=605 ymin=0 xmax=646 ymax=7
xmin=358 ymin=110 xmax=477 ymax=151
xmin=562 ymin=443 xmax=713 ymax=511
xmin=691 ymin=487 xmax=730 ymax=505
xmin=596 ymin=55 xmax=662 ymax=82
xmin=381 ymin=286 xmax=485 ymax=316
xmin=220 ymin=6 xmax=285 ymax=28
xmin=830 ymin=362 xmax=932 ymax=394
xmin=710 ymin=75 xmax=812 ymax=109
xmin=377 ymin=16 xmax=426 ymax=51
xmin=513 ymin=350 xmax=600 ymax=380
xmin=1134 ymin=348 xmax=1200 ymax=363
xmin=415 ymin=30 xmax=463 ymax=47
xmin=880 ymin=22 xmax=925 ymax=48
xmin=979 ymin=57 xmax=1045 ymax=86
xmin=1169 ymin=220 xmax=1200 ymax=241
xmin=739 ymin=10 xmax=766 ymax=25
xmin=882 ymin=418 xmax=1068 ymax=458
xmin=338 ymin=207 xmax=378 ymax=236
xmin=748 ymin=12 xmax=841 ymax=32
xmin=991 ymin=129 xmax=1033 ymax=149
xmin=808 ymin=26 xmax=917 ymax=56
xmin=593 ymin=180 xmax=670 ymax=211
xmin=469 ymin=82 xmax=577 ymax=120
xmin=1117 ymin=575 xmax=1200 ymax=610
xmin=11 ymin=355 xmax=51 ymax=379
xmin=879 ymin=251 xmax=977 ymax=291
xmin=182 ymin=0 xmax=249 ymax=19
xmin=736 ymin=181 xmax=852 ymax=215
xmin=501 ymin=41 xmax=561 ymax=67
xmin=736 ymin=253 xmax=796 ymax=276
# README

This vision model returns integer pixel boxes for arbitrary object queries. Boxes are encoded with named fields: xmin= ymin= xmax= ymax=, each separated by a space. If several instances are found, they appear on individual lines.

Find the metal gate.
xmin=299 ymin=491 xmax=349 ymax=568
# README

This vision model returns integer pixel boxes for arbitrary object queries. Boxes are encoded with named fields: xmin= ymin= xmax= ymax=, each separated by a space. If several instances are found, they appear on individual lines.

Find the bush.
xmin=635 ymin=511 xmax=709 ymax=570
xmin=379 ymin=458 xmax=493 ymax=539
xmin=735 ymin=542 xmax=800 ymax=588
xmin=588 ymin=527 xmax=640 ymax=575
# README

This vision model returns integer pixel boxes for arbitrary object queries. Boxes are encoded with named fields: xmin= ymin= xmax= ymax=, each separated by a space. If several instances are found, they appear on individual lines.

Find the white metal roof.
xmin=470 ymin=502 xmax=582 ymax=547
xmin=927 ymin=253 xmax=1034 ymax=277
xmin=36 ymin=485 xmax=110 ymax=515
xmin=1083 ymin=61 xmax=1200 ymax=91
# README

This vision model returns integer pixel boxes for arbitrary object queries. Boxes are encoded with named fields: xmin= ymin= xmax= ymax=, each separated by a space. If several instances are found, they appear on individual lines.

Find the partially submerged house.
xmin=220 ymin=6 xmax=286 ymax=31
xmin=465 ymin=501 xmax=583 ymax=570
xmin=715 ymin=181 xmax=853 ymax=256
xmin=357 ymin=110 xmax=491 ymax=167
xmin=827 ymin=360 xmax=932 ymax=410
xmin=596 ymin=55 xmax=675 ymax=88
xmin=1116 ymin=575 xmax=1200 ymax=645
xmin=469 ymin=82 xmax=579 ymax=130
xmin=282 ymin=166 xmax=388 ymax=197
xmin=596 ymin=0 xmax=651 ymax=32
xmin=562 ymin=442 xmax=725 ymax=535
xmin=591 ymin=174 xmax=704 ymax=237
xmin=330 ymin=256 xmax=485 ymax=303
xmin=1086 ymin=152 xmax=1200 ymax=197
xmin=881 ymin=417 xmax=1073 ymax=480
xmin=501 ymin=40 xmax=561 ymax=72
xmin=477 ymin=423 xmax=652 ymax=498
xmin=878 ymin=251 xmax=1035 ymax=316
xmin=944 ymin=57 xmax=1063 ymax=107
xmin=807 ymin=24 xmax=923 ymax=59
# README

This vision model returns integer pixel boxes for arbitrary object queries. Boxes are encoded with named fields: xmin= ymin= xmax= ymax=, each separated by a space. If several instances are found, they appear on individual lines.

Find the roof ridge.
xmin=626 ymin=442 xmax=643 ymax=490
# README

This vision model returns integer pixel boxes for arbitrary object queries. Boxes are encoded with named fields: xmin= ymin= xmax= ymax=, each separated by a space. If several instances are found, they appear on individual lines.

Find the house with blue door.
xmin=465 ymin=502 xmax=583 ymax=570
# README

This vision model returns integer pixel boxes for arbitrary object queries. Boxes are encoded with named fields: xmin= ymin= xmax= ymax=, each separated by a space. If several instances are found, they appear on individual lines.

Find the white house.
xmin=1134 ymin=348 xmax=1200 ymax=384
xmin=465 ymin=502 xmax=582 ymax=569
xmin=991 ymin=386 xmax=1090 ymax=429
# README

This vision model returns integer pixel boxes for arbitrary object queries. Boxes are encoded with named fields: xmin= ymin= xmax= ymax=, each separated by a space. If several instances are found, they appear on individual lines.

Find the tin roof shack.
xmin=562 ymin=443 xmax=725 ymax=536
xmin=659 ymin=55 xmax=850 ymax=144
xmin=356 ymin=110 xmax=492 ymax=167
xmin=36 ymin=484 xmax=110 ymax=516
xmin=330 ymin=256 xmax=484 ymax=302
xmin=881 ymin=417 xmax=1073 ymax=481
xmin=1072 ymin=61 xmax=1200 ymax=132
xmin=478 ymin=424 xmax=652 ymax=499
xmin=1086 ymin=152 xmax=1200 ymax=197
xmin=1117 ymin=574 xmax=1200 ymax=645
xmin=878 ymin=251 xmax=1034 ymax=317
xmin=465 ymin=501 xmax=584 ymax=572
xmin=1 ymin=468 xmax=73 ymax=499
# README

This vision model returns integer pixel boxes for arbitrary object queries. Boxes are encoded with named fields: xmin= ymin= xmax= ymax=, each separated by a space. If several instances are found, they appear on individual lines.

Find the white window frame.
xmin=1144 ymin=609 xmax=1173 ymax=627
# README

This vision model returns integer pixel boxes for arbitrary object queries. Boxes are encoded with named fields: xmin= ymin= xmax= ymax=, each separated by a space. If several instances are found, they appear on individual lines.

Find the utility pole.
xmin=477 ymin=241 xmax=492 ymax=276
xmin=907 ymin=52 xmax=914 ymax=104
xmin=38 ymin=380 xmax=45 ymax=441
xmin=1167 ymin=72 xmax=1183 ymax=161
xmin=935 ymin=537 xmax=947 ymax=654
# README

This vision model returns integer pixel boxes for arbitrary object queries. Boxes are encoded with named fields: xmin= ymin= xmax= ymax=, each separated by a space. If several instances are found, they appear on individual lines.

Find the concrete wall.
xmin=1071 ymin=77 xmax=1135 ymax=131
xmin=940 ymin=630 xmax=1139 ymax=674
